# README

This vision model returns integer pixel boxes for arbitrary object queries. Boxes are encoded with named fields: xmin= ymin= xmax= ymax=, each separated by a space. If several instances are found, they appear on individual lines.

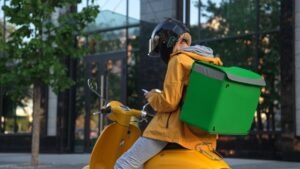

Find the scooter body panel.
xmin=89 ymin=123 xmax=141 ymax=169
xmin=144 ymin=149 xmax=231 ymax=169
xmin=83 ymin=100 xmax=231 ymax=169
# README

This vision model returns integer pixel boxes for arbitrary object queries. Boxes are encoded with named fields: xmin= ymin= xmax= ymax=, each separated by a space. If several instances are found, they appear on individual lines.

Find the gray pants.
xmin=114 ymin=137 xmax=167 ymax=169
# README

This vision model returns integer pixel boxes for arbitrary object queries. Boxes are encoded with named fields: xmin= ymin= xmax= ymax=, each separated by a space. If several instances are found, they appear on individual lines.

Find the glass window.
xmin=0 ymin=0 xmax=34 ymax=135
xmin=106 ymin=58 xmax=123 ymax=101
xmin=190 ymin=0 xmax=201 ymax=27
xmin=85 ymin=0 xmax=140 ymax=33
xmin=190 ymin=0 xmax=257 ymax=40
xmin=85 ymin=10 xmax=140 ymax=33
xmin=257 ymin=33 xmax=281 ymax=131
xmin=1 ymin=90 xmax=33 ymax=134
xmin=202 ymin=36 xmax=256 ymax=71
xmin=96 ymin=0 xmax=127 ymax=16
xmin=85 ymin=0 xmax=136 ymax=14
xmin=87 ymin=29 xmax=126 ymax=54
xmin=75 ymin=0 xmax=141 ymax=152
xmin=74 ymin=58 xmax=86 ymax=152
xmin=129 ymin=0 xmax=141 ymax=20
xmin=86 ymin=26 xmax=140 ymax=54
xmin=259 ymin=0 xmax=280 ymax=31
xmin=190 ymin=1 xmax=281 ymax=133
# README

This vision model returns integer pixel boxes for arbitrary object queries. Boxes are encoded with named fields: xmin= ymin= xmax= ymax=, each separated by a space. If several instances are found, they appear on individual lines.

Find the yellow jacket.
xmin=143 ymin=49 xmax=223 ymax=151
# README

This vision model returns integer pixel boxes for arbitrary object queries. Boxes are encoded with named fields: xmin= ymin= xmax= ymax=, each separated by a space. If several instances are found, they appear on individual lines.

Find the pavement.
xmin=0 ymin=153 xmax=300 ymax=169
xmin=0 ymin=153 xmax=89 ymax=169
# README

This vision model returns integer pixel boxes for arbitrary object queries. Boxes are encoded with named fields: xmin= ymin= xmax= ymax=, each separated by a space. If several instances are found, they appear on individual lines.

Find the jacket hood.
xmin=171 ymin=45 xmax=223 ymax=65
xmin=181 ymin=45 xmax=216 ymax=61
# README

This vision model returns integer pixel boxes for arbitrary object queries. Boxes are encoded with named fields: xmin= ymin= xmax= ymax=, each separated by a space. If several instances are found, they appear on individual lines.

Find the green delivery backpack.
xmin=180 ymin=61 xmax=266 ymax=135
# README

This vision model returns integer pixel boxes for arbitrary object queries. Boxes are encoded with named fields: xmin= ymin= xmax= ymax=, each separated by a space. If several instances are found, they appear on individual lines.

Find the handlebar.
xmin=95 ymin=101 xmax=148 ymax=117
xmin=88 ymin=79 xmax=154 ymax=119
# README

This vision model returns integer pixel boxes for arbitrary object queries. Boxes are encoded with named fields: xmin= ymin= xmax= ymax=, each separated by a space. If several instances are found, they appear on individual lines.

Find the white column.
xmin=47 ymin=88 xmax=58 ymax=136
xmin=295 ymin=0 xmax=300 ymax=136
xmin=46 ymin=8 xmax=68 ymax=136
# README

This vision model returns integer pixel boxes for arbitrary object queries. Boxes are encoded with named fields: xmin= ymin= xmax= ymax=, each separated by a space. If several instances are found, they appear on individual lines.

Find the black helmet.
xmin=148 ymin=18 xmax=190 ymax=64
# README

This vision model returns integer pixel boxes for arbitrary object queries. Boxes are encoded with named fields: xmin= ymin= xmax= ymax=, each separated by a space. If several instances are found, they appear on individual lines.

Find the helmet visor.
xmin=148 ymin=35 xmax=160 ymax=57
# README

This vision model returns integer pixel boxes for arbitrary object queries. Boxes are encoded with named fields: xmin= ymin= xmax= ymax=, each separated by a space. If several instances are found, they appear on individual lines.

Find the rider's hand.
xmin=145 ymin=89 xmax=161 ymax=101
xmin=145 ymin=90 xmax=153 ymax=100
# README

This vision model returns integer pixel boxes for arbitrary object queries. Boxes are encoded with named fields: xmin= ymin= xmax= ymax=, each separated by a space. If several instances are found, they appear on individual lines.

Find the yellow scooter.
xmin=83 ymin=80 xmax=231 ymax=169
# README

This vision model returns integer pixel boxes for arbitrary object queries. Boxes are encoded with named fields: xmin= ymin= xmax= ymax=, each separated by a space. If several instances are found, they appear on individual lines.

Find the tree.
xmin=0 ymin=0 xmax=99 ymax=166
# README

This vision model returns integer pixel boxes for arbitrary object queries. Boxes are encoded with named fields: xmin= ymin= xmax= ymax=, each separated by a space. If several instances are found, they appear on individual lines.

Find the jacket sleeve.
xmin=147 ymin=55 xmax=188 ymax=113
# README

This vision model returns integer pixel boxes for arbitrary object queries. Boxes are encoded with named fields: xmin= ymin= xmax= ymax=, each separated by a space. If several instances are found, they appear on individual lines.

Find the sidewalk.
xmin=0 ymin=153 xmax=300 ymax=169
xmin=0 ymin=153 xmax=89 ymax=169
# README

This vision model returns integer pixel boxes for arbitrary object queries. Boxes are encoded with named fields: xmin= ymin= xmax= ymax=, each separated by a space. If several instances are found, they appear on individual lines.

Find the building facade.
xmin=0 ymin=0 xmax=299 ymax=161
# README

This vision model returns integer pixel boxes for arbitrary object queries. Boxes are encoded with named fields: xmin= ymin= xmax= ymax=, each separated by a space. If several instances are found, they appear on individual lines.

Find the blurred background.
xmin=0 ymin=0 xmax=299 ymax=162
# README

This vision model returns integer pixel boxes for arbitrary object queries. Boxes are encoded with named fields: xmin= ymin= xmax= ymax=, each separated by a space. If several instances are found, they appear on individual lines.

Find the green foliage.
xmin=0 ymin=0 xmax=99 ymax=101
xmin=191 ymin=0 xmax=280 ymax=40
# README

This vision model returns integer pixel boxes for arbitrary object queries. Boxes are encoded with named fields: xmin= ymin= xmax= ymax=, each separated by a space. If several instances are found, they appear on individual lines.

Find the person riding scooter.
xmin=115 ymin=18 xmax=223 ymax=169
